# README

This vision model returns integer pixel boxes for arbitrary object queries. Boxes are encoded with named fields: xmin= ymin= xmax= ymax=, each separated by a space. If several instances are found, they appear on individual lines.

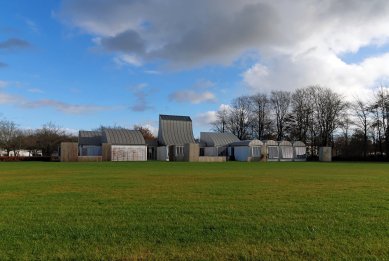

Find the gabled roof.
xmin=278 ymin=140 xmax=292 ymax=146
xmin=78 ymin=131 xmax=102 ymax=146
xmin=200 ymin=132 xmax=240 ymax=147
xmin=146 ymin=139 xmax=158 ymax=146
xmin=293 ymin=141 xmax=306 ymax=147
xmin=263 ymin=140 xmax=278 ymax=146
xmin=230 ymin=139 xmax=263 ymax=147
xmin=158 ymin=114 xmax=195 ymax=146
xmin=102 ymin=129 xmax=145 ymax=145
xmin=160 ymin=115 xmax=192 ymax=121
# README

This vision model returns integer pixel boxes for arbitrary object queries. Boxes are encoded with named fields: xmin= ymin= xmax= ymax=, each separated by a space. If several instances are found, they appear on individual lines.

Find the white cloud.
xmin=243 ymin=50 xmax=389 ymax=101
xmin=128 ymin=83 xmax=154 ymax=112
xmin=169 ymin=79 xmax=218 ymax=104
xmin=62 ymin=127 xmax=79 ymax=136
xmin=60 ymin=1 xmax=389 ymax=64
xmin=219 ymin=103 xmax=232 ymax=112
xmin=144 ymin=70 xmax=160 ymax=75
xmin=24 ymin=18 xmax=39 ymax=33
xmin=28 ymin=88 xmax=44 ymax=93
xmin=0 ymin=80 xmax=8 ymax=88
xmin=141 ymin=123 xmax=158 ymax=136
xmin=22 ymin=99 xmax=109 ymax=114
xmin=169 ymin=90 xmax=216 ymax=104
xmin=195 ymin=104 xmax=232 ymax=127
xmin=193 ymin=79 xmax=215 ymax=89
xmin=60 ymin=0 xmax=389 ymax=98
xmin=0 ymin=89 xmax=109 ymax=114
xmin=0 ymin=92 xmax=20 ymax=104
xmin=114 ymin=54 xmax=142 ymax=67
xmin=195 ymin=111 xmax=217 ymax=127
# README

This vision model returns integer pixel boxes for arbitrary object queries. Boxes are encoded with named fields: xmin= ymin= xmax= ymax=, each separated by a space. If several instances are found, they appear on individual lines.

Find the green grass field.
xmin=0 ymin=162 xmax=388 ymax=260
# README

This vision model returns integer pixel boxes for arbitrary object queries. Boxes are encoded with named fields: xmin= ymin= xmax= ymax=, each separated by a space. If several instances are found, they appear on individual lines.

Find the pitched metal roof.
xmin=102 ymin=129 xmax=146 ymax=145
xmin=158 ymin=114 xmax=195 ymax=146
xmin=160 ymin=114 xmax=192 ymax=121
xmin=293 ymin=141 xmax=306 ymax=147
xmin=200 ymin=132 xmax=240 ymax=147
xmin=229 ymin=139 xmax=263 ymax=147
xmin=278 ymin=140 xmax=292 ymax=146
xmin=263 ymin=140 xmax=278 ymax=146
xmin=78 ymin=131 xmax=102 ymax=146
xmin=146 ymin=139 xmax=158 ymax=146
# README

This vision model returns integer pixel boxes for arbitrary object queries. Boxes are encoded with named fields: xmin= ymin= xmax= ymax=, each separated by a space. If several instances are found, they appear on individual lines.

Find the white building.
xmin=293 ymin=141 xmax=307 ymax=161
xmin=279 ymin=141 xmax=294 ymax=161
xmin=264 ymin=140 xmax=279 ymax=161
xmin=229 ymin=140 xmax=263 ymax=162
xmin=102 ymin=129 xmax=147 ymax=161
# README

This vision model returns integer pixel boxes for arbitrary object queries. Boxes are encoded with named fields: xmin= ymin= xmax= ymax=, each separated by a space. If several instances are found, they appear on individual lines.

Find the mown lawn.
xmin=0 ymin=161 xmax=388 ymax=260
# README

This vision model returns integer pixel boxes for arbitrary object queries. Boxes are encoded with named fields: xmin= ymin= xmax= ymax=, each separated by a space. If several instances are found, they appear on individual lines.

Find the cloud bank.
xmin=60 ymin=0 xmax=389 ymax=98
xmin=0 ymin=88 xmax=109 ymax=114
xmin=0 ymin=38 xmax=31 ymax=50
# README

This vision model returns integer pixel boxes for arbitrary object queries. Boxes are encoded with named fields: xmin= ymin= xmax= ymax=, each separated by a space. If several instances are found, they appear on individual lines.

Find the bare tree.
xmin=0 ymin=119 xmax=19 ymax=156
xmin=270 ymin=91 xmax=291 ymax=141
xmin=290 ymin=88 xmax=315 ymax=143
xmin=35 ymin=122 xmax=76 ymax=157
xmin=249 ymin=93 xmax=271 ymax=140
xmin=229 ymin=96 xmax=251 ymax=139
xmin=312 ymin=86 xmax=347 ymax=146
xmin=338 ymin=112 xmax=354 ymax=158
xmin=212 ymin=106 xmax=230 ymax=133
xmin=370 ymin=87 xmax=389 ymax=158
xmin=20 ymin=129 xmax=40 ymax=156
xmin=93 ymin=124 xmax=125 ymax=132
xmin=353 ymin=98 xmax=371 ymax=159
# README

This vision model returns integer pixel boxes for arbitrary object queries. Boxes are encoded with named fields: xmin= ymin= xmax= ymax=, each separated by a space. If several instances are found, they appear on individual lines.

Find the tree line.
xmin=0 ymin=121 xmax=76 ymax=157
xmin=211 ymin=85 xmax=389 ymax=160
xmin=0 ymin=121 xmax=155 ymax=158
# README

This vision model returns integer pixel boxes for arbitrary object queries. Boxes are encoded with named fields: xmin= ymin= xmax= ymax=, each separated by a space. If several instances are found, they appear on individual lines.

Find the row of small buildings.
xmin=61 ymin=114 xmax=307 ymax=162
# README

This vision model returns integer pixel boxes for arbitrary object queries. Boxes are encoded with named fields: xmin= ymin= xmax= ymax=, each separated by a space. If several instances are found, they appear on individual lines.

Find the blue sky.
xmin=2 ymin=0 xmax=389 ymax=137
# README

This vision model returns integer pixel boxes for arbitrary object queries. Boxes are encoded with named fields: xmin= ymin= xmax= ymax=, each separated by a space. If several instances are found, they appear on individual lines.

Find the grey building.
xmin=264 ymin=140 xmax=279 ymax=161
xmin=279 ymin=140 xmax=293 ymax=161
xmin=146 ymin=139 xmax=158 ymax=160
xmin=102 ymin=129 xmax=147 ymax=161
xmin=293 ymin=141 xmax=307 ymax=161
xmin=229 ymin=140 xmax=263 ymax=161
xmin=200 ymin=132 xmax=240 ymax=157
xmin=157 ymin=114 xmax=196 ymax=161
xmin=78 ymin=131 xmax=102 ymax=156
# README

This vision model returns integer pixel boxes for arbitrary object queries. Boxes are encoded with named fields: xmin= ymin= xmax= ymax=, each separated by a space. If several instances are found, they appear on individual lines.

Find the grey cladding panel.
xmin=158 ymin=114 xmax=195 ymax=146
xmin=102 ymin=129 xmax=146 ymax=145
xmin=79 ymin=131 xmax=102 ymax=146
xmin=200 ymin=132 xmax=240 ymax=147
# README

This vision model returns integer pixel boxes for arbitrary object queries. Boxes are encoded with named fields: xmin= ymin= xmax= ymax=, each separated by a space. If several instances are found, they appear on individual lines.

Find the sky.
xmin=1 ymin=0 xmax=389 ymax=137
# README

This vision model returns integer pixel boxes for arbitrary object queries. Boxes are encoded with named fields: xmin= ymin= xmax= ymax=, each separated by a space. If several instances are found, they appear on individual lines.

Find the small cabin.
xmin=278 ymin=140 xmax=293 ymax=161
xmin=293 ymin=141 xmax=307 ymax=161
xmin=78 ymin=131 xmax=102 ymax=156
xmin=102 ymin=129 xmax=147 ymax=161
xmin=200 ymin=132 xmax=240 ymax=157
xmin=264 ymin=140 xmax=279 ymax=161
xmin=229 ymin=140 xmax=263 ymax=162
